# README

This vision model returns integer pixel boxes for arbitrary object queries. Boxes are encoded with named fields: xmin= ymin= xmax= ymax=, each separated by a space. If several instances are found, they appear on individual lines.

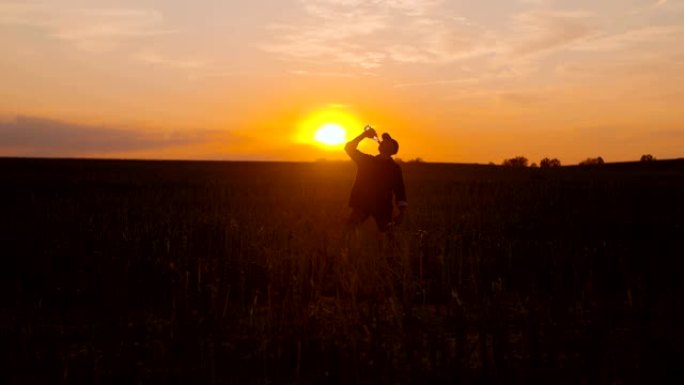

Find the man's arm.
xmin=345 ymin=128 xmax=375 ymax=163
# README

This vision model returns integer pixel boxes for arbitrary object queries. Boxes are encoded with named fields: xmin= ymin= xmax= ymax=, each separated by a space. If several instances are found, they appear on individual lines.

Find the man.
xmin=345 ymin=126 xmax=407 ymax=232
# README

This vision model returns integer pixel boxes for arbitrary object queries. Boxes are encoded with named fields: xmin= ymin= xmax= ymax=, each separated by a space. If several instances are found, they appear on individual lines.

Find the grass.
xmin=1 ymin=158 xmax=683 ymax=384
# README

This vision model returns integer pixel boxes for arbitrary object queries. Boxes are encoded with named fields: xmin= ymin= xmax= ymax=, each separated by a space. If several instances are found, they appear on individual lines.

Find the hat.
xmin=381 ymin=133 xmax=399 ymax=155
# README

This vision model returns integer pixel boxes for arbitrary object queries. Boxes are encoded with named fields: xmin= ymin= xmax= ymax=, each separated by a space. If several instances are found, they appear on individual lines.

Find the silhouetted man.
xmin=345 ymin=127 xmax=407 ymax=232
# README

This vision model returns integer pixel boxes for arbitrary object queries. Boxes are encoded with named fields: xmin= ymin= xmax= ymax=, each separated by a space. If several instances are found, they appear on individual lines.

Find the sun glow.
xmin=295 ymin=106 xmax=361 ymax=149
xmin=314 ymin=123 xmax=346 ymax=145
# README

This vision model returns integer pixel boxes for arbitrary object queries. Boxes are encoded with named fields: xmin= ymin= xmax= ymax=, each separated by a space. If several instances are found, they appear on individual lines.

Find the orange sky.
xmin=1 ymin=0 xmax=683 ymax=163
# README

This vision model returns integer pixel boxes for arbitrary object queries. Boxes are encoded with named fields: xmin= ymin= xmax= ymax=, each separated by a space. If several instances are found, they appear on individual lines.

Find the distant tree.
xmin=502 ymin=156 xmax=528 ymax=167
xmin=640 ymin=154 xmax=655 ymax=162
xmin=408 ymin=157 xmax=424 ymax=163
xmin=530 ymin=162 xmax=538 ymax=168
xmin=579 ymin=156 xmax=605 ymax=166
xmin=488 ymin=162 xmax=496 ymax=166
xmin=540 ymin=157 xmax=561 ymax=168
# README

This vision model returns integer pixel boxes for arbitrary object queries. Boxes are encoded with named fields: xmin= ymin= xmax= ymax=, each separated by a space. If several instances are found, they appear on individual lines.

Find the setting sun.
xmin=314 ymin=124 xmax=346 ymax=146
xmin=294 ymin=105 xmax=362 ymax=151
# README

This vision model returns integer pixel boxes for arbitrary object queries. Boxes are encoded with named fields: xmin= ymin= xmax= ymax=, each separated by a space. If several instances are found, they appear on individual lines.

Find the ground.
xmin=1 ymin=158 xmax=683 ymax=384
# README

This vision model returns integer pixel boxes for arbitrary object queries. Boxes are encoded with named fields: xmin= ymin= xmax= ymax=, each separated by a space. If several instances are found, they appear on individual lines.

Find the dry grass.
xmin=1 ymin=158 xmax=683 ymax=384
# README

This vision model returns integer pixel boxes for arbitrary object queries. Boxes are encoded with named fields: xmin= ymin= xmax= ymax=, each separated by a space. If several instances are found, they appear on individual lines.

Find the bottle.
xmin=364 ymin=124 xmax=380 ymax=142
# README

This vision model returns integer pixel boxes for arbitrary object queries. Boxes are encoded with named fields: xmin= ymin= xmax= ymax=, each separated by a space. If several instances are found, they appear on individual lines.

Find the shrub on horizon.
xmin=579 ymin=157 xmax=605 ymax=166
xmin=502 ymin=156 xmax=529 ymax=167
xmin=540 ymin=158 xmax=561 ymax=168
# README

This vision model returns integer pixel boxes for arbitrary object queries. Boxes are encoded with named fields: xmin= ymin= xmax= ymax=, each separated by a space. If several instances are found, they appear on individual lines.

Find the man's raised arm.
xmin=345 ymin=128 xmax=375 ymax=163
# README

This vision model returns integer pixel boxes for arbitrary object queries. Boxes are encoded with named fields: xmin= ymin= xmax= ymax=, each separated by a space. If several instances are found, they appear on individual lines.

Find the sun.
xmin=314 ymin=123 xmax=347 ymax=145
xmin=294 ymin=105 xmax=361 ymax=150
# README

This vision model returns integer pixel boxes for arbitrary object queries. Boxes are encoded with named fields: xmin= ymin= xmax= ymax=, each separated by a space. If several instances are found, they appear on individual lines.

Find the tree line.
xmin=498 ymin=154 xmax=657 ymax=167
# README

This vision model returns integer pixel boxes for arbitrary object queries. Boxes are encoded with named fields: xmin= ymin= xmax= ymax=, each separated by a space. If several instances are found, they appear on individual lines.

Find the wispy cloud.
xmin=134 ymin=51 xmax=208 ymax=71
xmin=508 ymin=10 xmax=596 ymax=56
xmin=0 ymin=116 xmax=236 ymax=157
xmin=394 ymin=78 xmax=478 ymax=88
xmin=261 ymin=1 xmax=601 ymax=74
xmin=261 ymin=0 xmax=452 ymax=69
xmin=289 ymin=69 xmax=360 ymax=78
xmin=52 ymin=9 xmax=175 ymax=53
xmin=0 ymin=3 xmax=44 ymax=24
xmin=629 ymin=0 xmax=684 ymax=15
xmin=572 ymin=25 xmax=684 ymax=52
xmin=0 ymin=4 xmax=174 ymax=53
xmin=268 ymin=0 xmax=684 ymax=106
xmin=517 ymin=0 xmax=553 ymax=4
xmin=261 ymin=10 xmax=389 ymax=69
xmin=0 ymin=2 xmax=228 ymax=77
xmin=385 ymin=16 xmax=498 ymax=64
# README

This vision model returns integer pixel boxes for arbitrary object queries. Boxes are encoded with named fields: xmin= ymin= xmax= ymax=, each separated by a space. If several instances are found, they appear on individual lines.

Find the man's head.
xmin=378 ymin=133 xmax=399 ymax=156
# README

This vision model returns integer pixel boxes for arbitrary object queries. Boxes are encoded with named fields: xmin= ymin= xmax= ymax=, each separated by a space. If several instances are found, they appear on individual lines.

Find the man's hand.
xmin=364 ymin=127 xmax=377 ymax=139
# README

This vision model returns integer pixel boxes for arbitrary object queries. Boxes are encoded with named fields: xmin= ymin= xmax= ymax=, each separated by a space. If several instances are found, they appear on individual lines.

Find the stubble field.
xmin=1 ymin=158 xmax=683 ymax=384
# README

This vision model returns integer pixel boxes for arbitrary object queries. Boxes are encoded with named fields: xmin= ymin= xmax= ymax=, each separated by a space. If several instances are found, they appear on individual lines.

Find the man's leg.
xmin=371 ymin=211 xmax=393 ymax=233
xmin=346 ymin=208 xmax=369 ymax=229
xmin=372 ymin=211 xmax=400 ymax=255
xmin=343 ymin=209 xmax=369 ymax=252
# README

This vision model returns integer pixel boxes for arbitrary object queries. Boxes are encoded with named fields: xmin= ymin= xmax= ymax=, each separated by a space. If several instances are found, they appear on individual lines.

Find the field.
xmin=1 ymin=158 xmax=683 ymax=384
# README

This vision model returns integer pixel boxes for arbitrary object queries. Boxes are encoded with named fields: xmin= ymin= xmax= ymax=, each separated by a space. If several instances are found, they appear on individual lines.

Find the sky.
xmin=1 ymin=0 xmax=683 ymax=163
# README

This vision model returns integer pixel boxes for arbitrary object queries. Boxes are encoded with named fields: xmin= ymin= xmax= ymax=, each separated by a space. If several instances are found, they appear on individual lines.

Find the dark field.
xmin=2 ymin=158 xmax=684 ymax=384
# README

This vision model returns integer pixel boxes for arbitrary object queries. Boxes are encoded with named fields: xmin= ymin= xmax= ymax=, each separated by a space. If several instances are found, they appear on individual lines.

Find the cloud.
xmin=262 ymin=1 xmax=598 ymax=73
xmin=385 ymin=16 xmax=498 ymax=64
xmin=260 ymin=0 xmax=454 ymax=69
xmin=572 ymin=25 xmax=684 ymax=52
xmin=262 ymin=0 xmax=683 ymax=111
xmin=629 ymin=0 xmax=684 ymax=15
xmin=0 ymin=4 xmax=175 ymax=53
xmin=509 ymin=10 xmax=597 ymax=56
xmin=261 ymin=8 xmax=389 ymax=69
xmin=394 ymin=78 xmax=479 ymax=88
xmin=134 ymin=51 xmax=208 ymax=71
xmin=289 ymin=69 xmax=360 ymax=78
xmin=375 ymin=0 xmax=442 ymax=16
xmin=0 ymin=3 xmax=221 ymax=76
xmin=0 ymin=116 xmax=237 ymax=157
xmin=0 ymin=3 xmax=43 ymax=24
xmin=52 ymin=9 xmax=175 ymax=53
